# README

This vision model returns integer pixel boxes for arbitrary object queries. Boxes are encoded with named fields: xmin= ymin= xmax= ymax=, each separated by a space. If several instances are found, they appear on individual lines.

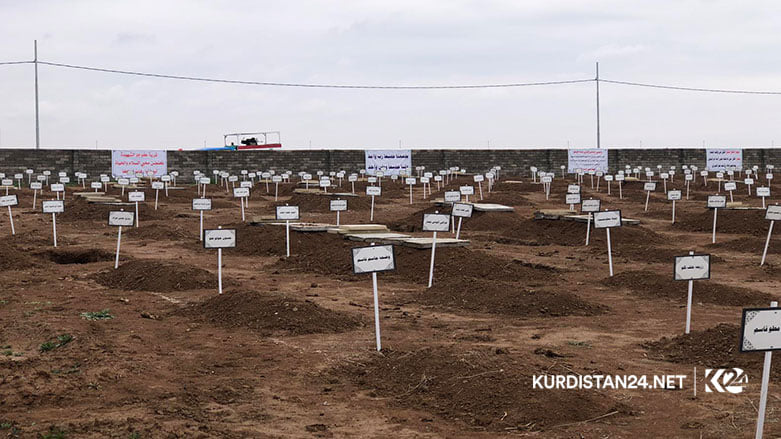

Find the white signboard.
xmin=459 ymin=185 xmax=474 ymax=195
xmin=108 ymin=211 xmax=135 ymax=226
xmin=192 ymin=198 xmax=212 ymax=210
xmin=567 ymin=184 xmax=581 ymax=194
xmin=706 ymin=149 xmax=742 ymax=171
xmin=674 ymin=254 xmax=710 ymax=281
xmin=565 ymin=193 xmax=581 ymax=205
xmin=422 ymin=213 xmax=451 ymax=232
xmin=567 ymin=149 xmax=608 ymax=173
xmin=741 ymin=308 xmax=781 ymax=352
xmin=330 ymin=199 xmax=348 ymax=211
xmin=203 ymin=229 xmax=237 ymax=249
xmin=352 ymin=245 xmax=396 ymax=274
xmin=152 ymin=181 xmax=165 ymax=190
xmin=42 ymin=200 xmax=64 ymax=213
xmin=444 ymin=191 xmax=461 ymax=202
xmin=667 ymin=190 xmax=682 ymax=201
xmin=593 ymin=210 xmax=622 ymax=228
xmin=365 ymin=150 xmax=412 ymax=176
xmin=111 ymin=150 xmax=167 ymax=177
xmin=766 ymin=205 xmax=781 ymax=221
xmin=644 ymin=182 xmax=657 ymax=191
xmin=366 ymin=186 xmax=382 ymax=196
xmin=233 ymin=187 xmax=250 ymax=197
xmin=707 ymin=195 xmax=728 ymax=208
xmin=276 ymin=205 xmax=300 ymax=220
xmin=724 ymin=182 xmax=737 ymax=191
xmin=757 ymin=187 xmax=771 ymax=197
xmin=582 ymin=199 xmax=601 ymax=213
xmin=31 ymin=182 xmax=43 ymax=190
xmin=128 ymin=191 xmax=145 ymax=202
xmin=0 ymin=195 xmax=18 ymax=207
xmin=452 ymin=203 xmax=474 ymax=218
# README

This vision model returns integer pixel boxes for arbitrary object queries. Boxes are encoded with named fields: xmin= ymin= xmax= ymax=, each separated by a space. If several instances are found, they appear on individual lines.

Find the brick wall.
xmin=0 ymin=148 xmax=776 ymax=182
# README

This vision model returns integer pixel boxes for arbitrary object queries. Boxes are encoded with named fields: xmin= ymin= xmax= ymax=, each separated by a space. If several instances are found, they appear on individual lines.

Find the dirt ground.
xmin=1 ymin=175 xmax=781 ymax=438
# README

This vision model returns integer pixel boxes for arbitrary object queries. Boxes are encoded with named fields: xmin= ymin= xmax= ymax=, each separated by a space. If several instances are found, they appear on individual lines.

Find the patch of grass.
xmin=39 ymin=334 xmax=73 ymax=352
xmin=40 ymin=426 xmax=67 ymax=439
xmin=2 ymin=350 xmax=12 ymax=356
xmin=80 ymin=309 xmax=113 ymax=321
xmin=129 ymin=433 xmax=140 ymax=439
xmin=0 ymin=299 xmax=7 ymax=305
xmin=567 ymin=340 xmax=592 ymax=348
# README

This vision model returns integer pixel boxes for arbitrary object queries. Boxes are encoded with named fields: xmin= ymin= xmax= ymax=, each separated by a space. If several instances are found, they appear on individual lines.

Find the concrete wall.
xmin=0 ymin=148 xmax=777 ymax=182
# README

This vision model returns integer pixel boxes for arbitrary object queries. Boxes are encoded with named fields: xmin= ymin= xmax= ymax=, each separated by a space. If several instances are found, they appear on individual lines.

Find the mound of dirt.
xmin=179 ymin=290 xmax=363 ymax=335
xmin=602 ymin=270 xmax=773 ymax=306
xmin=645 ymin=324 xmax=781 ymax=381
xmin=480 ymin=191 xmax=533 ymax=206
xmin=59 ymin=198 xmax=170 ymax=223
xmin=273 ymin=193 xmax=374 ymax=213
xmin=0 ymin=240 xmax=37 ymax=270
xmin=461 ymin=211 xmax=527 ymax=232
xmin=475 ymin=218 xmax=665 ymax=247
xmin=42 ymin=248 xmax=115 ymax=264
xmin=590 ymin=243 xmax=720 ymax=265
xmin=123 ymin=221 xmax=194 ymax=241
xmin=420 ymin=276 xmax=607 ymax=317
xmin=709 ymin=236 xmax=781 ymax=255
xmin=219 ymin=224 xmax=356 ymax=259
xmin=674 ymin=208 xmax=768 ymax=236
xmin=388 ymin=205 xmax=452 ymax=233
xmin=92 ymin=259 xmax=217 ymax=291
xmin=328 ymin=346 xmax=629 ymax=431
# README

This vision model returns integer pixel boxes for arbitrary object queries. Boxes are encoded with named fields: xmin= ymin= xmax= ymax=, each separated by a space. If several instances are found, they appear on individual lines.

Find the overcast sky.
xmin=1 ymin=0 xmax=781 ymax=150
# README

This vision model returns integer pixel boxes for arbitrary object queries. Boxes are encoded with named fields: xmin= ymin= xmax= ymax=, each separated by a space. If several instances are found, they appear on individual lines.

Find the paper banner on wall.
xmin=365 ymin=150 xmax=412 ymax=176
xmin=706 ymin=149 xmax=742 ymax=171
xmin=111 ymin=150 xmax=168 ymax=177
xmin=568 ymin=149 xmax=608 ymax=173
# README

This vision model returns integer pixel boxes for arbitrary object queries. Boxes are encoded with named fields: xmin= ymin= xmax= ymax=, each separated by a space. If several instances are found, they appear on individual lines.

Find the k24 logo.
xmin=704 ymin=368 xmax=748 ymax=394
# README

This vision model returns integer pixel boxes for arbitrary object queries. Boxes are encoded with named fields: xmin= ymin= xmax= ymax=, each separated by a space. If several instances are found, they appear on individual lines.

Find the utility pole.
xmin=34 ymin=40 xmax=40 ymax=150
xmin=595 ymin=61 xmax=601 ymax=149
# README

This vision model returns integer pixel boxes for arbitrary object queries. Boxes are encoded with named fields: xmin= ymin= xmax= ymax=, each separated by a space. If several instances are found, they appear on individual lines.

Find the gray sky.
xmin=1 ymin=0 xmax=781 ymax=150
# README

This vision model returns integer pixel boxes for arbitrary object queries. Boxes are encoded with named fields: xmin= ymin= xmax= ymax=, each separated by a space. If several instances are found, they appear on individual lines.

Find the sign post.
xmin=668 ymin=190 xmax=682 ymax=224
xmin=128 ymin=191 xmax=144 ymax=227
xmin=192 ymin=198 xmax=212 ymax=241
xmin=109 ymin=210 xmax=135 ymax=269
xmin=423 ymin=212 xmax=451 ymax=288
xmin=330 ymin=199 xmax=347 ymax=226
xmin=152 ymin=181 xmax=164 ymax=209
xmin=276 ymin=205 xmax=300 ymax=257
xmin=452 ymin=202 xmax=473 ymax=239
xmin=405 ymin=177 xmax=416 ymax=204
xmin=740 ymin=301 xmax=780 ymax=439
xmin=757 ymin=187 xmax=770 ymax=209
xmin=582 ymin=198 xmax=601 ymax=246
xmin=674 ymin=252 xmax=710 ymax=333
xmin=352 ymin=244 xmax=396 ymax=351
xmin=708 ymin=195 xmax=727 ymax=244
xmin=43 ymin=200 xmax=64 ymax=247
xmin=644 ymin=182 xmax=656 ymax=211
xmin=0 ymin=195 xmax=17 ymax=236
xmin=233 ymin=187 xmax=250 ymax=222
xmin=761 ymin=204 xmax=781 ymax=266
xmin=593 ymin=209 xmax=622 ymax=276
xmin=204 ymin=227 xmax=237 ymax=295
xmin=367 ymin=186 xmax=381 ymax=222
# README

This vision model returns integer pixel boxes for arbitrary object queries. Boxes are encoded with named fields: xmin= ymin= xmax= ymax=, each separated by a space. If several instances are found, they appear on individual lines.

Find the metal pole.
xmin=595 ymin=61 xmax=601 ymax=149
xmin=34 ymin=40 xmax=40 ymax=149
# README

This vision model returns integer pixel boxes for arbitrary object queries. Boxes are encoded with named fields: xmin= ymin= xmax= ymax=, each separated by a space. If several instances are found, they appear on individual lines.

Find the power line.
xmin=37 ymin=61 xmax=594 ymax=89
xmin=0 ymin=60 xmax=33 ymax=66
xmin=601 ymin=78 xmax=781 ymax=95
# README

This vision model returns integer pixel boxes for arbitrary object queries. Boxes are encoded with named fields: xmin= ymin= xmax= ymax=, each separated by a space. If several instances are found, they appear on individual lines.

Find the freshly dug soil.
xmin=388 ymin=205 xmax=453 ymax=233
xmin=59 ymin=198 xmax=170 ymax=223
xmin=42 ymin=248 xmax=115 ymax=264
xmin=92 ymin=259 xmax=217 ymax=291
xmin=0 ymin=240 xmax=37 ymax=269
xmin=674 ymin=208 xmax=769 ymax=236
xmin=709 ymin=236 xmax=781 ymax=255
xmin=602 ymin=270 xmax=773 ymax=306
xmin=645 ymin=324 xmax=781 ymax=381
xmin=480 ymin=218 xmax=665 ymax=247
xmin=223 ymin=224 xmax=356 ymax=259
xmin=272 ymin=193 xmax=374 ymax=213
xmin=328 ymin=346 xmax=630 ymax=431
xmin=123 ymin=221 xmax=195 ymax=241
xmin=480 ymin=191 xmax=534 ymax=206
xmin=591 ymin=243 xmax=721 ymax=265
xmin=420 ymin=276 xmax=607 ymax=317
xmin=461 ymin=211 xmax=526 ymax=232
xmin=179 ymin=290 xmax=363 ymax=335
